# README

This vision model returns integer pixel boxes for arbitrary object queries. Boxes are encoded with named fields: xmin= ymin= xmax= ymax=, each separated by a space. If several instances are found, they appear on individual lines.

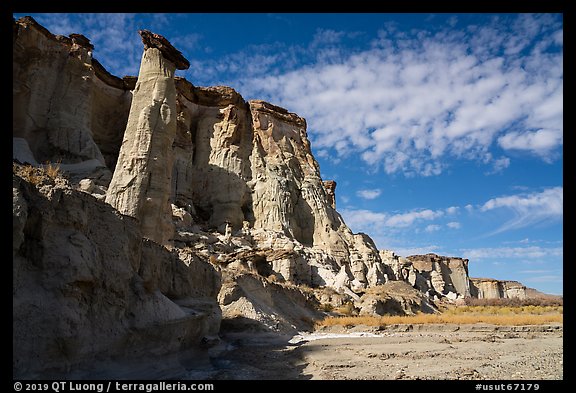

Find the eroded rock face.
xmin=406 ymin=254 xmax=471 ymax=298
xmin=12 ymin=166 xmax=220 ymax=378
xmin=323 ymin=180 xmax=337 ymax=209
xmin=106 ymin=30 xmax=189 ymax=246
xmin=13 ymin=16 xmax=130 ymax=173
xmin=470 ymin=278 xmax=527 ymax=299
xmin=170 ymin=84 xmax=387 ymax=294
xmin=218 ymin=271 xmax=322 ymax=334
xmin=358 ymin=281 xmax=438 ymax=316
xmin=13 ymin=17 xmax=391 ymax=301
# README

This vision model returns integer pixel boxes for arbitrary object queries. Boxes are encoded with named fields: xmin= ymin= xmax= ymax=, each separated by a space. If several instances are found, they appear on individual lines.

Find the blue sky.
xmin=14 ymin=13 xmax=563 ymax=295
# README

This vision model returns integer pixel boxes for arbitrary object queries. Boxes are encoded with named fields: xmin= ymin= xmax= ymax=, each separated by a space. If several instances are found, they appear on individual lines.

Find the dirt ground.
xmin=203 ymin=323 xmax=563 ymax=380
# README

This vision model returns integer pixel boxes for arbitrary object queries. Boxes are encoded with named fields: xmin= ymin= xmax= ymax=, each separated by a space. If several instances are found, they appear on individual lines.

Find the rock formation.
xmin=13 ymin=16 xmax=130 ymax=174
xmin=406 ymin=254 xmax=471 ymax=298
xmin=170 ymin=78 xmax=388 ymax=293
xmin=379 ymin=251 xmax=527 ymax=300
xmin=218 ymin=270 xmax=323 ymax=334
xmin=470 ymin=278 xmax=527 ymax=299
xmin=323 ymin=180 xmax=337 ymax=209
xmin=105 ymin=30 xmax=189 ymax=246
xmin=357 ymin=281 xmax=438 ymax=316
xmin=12 ymin=164 xmax=220 ymax=378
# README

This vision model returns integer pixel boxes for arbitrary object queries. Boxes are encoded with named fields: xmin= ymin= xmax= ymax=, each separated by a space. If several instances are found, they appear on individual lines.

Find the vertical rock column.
xmin=106 ymin=30 xmax=189 ymax=246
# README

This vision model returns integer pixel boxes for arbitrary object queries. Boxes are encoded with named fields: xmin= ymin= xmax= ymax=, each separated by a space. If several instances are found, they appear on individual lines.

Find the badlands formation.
xmin=13 ymin=17 xmax=548 ymax=379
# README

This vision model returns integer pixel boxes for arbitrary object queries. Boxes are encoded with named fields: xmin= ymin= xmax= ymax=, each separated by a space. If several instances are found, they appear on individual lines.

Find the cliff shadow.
xmin=205 ymin=319 xmax=312 ymax=380
xmin=291 ymin=189 xmax=315 ymax=247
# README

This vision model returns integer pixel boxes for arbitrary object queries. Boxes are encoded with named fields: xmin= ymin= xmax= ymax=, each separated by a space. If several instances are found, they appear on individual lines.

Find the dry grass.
xmin=15 ymin=162 xmax=61 ymax=185
xmin=445 ymin=305 xmax=562 ymax=316
xmin=18 ymin=164 xmax=44 ymax=185
xmin=44 ymin=161 xmax=61 ymax=179
xmin=317 ymin=313 xmax=563 ymax=327
xmin=318 ymin=304 xmax=562 ymax=328
xmin=464 ymin=297 xmax=562 ymax=307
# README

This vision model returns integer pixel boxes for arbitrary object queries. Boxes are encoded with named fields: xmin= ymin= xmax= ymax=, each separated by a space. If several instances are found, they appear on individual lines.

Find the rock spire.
xmin=105 ymin=31 xmax=190 ymax=246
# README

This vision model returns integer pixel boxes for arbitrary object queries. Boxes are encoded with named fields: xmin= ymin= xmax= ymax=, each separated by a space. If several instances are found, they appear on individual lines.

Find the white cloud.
xmin=24 ymin=13 xmax=562 ymax=177
xmin=356 ymin=189 xmax=382 ymax=200
xmin=21 ymin=14 xmax=563 ymax=182
xmin=480 ymin=187 xmax=562 ymax=212
xmin=340 ymin=209 xmax=387 ymax=234
xmin=394 ymin=245 xmax=442 ymax=257
xmin=486 ymin=156 xmax=510 ymax=174
xmin=233 ymin=14 xmax=562 ymax=176
xmin=340 ymin=207 xmax=445 ymax=231
xmin=460 ymin=246 xmax=563 ymax=260
xmin=170 ymin=33 xmax=203 ymax=52
xmin=425 ymin=224 xmax=441 ymax=233
xmin=498 ymin=129 xmax=563 ymax=159
xmin=385 ymin=209 xmax=444 ymax=228
xmin=480 ymin=186 xmax=563 ymax=233
xmin=519 ymin=275 xmax=563 ymax=283
xmin=447 ymin=221 xmax=461 ymax=229
xmin=518 ymin=269 xmax=560 ymax=274
xmin=445 ymin=206 xmax=459 ymax=215
xmin=311 ymin=29 xmax=345 ymax=47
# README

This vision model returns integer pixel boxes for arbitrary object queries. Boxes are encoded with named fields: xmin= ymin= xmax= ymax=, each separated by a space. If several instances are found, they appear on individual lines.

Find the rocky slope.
xmin=13 ymin=16 xmax=534 ymax=377
xmin=13 ymin=164 xmax=220 ymax=378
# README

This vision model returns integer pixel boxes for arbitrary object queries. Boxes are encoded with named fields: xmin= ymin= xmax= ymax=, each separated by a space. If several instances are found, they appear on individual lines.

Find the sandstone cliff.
xmin=379 ymin=251 xmax=528 ymax=301
xmin=170 ymin=82 xmax=387 ymax=293
xmin=406 ymin=254 xmax=471 ymax=298
xmin=470 ymin=278 xmax=527 ymax=299
xmin=13 ymin=164 xmax=220 ymax=378
xmin=13 ymin=16 xmax=130 ymax=175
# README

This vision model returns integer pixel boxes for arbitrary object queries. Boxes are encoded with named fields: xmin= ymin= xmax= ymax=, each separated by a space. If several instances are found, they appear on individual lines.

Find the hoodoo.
xmin=106 ymin=30 xmax=190 ymax=246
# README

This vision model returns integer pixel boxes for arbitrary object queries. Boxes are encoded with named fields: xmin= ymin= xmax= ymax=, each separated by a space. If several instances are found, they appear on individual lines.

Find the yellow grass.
xmin=15 ymin=162 xmax=61 ymax=184
xmin=44 ymin=161 xmax=61 ymax=179
xmin=19 ymin=165 xmax=43 ymax=185
xmin=444 ymin=305 xmax=562 ymax=315
xmin=318 ymin=312 xmax=563 ymax=327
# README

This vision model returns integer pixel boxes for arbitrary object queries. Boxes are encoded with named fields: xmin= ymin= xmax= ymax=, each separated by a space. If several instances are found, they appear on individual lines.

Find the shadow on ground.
xmin=198 ymin=317 xmax=311 ymax=380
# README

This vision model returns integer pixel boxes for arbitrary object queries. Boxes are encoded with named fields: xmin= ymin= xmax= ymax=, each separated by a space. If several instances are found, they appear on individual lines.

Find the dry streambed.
xmin=203 ymin=324 xmax=563 ymax=380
